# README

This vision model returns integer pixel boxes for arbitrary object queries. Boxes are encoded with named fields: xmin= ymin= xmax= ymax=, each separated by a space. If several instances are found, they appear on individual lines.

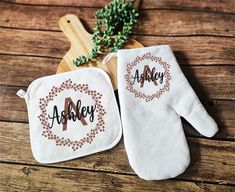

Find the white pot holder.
xmin=17 ymin=68 xmax=122 ymax=164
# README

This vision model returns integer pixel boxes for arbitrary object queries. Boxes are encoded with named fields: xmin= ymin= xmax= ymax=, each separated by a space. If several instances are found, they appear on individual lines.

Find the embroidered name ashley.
xmin=131 ymin=65 xmax=165 ymax=88
xmin=48 ymin=97 xmax=96 ymax=131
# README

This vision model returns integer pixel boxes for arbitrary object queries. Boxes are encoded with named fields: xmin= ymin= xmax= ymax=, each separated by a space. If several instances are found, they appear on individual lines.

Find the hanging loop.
xmin=102 ymin=52 xmax=117 ymax=65
xmin=16 ymin=89 xmax=28 ymax=99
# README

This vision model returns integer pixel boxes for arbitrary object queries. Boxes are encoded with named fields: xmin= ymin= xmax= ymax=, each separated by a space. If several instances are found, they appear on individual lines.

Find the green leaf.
xmin=73 ymin=0 xmax=139 ymax=66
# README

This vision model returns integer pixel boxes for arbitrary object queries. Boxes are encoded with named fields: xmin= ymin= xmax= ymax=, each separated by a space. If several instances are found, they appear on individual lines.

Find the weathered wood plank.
xmin=0 ymin=29 xmax=234 ymax=65
xmin=0 ymin=0 xmax=234 ymax=190
xmin=0 ymin=29 xmax=69 ymax=58
xmin=0 ymin=55 xmax=59 ymax=87
xmin=1 ymin=2 xmax=234 ymax=36
xmin=3 ymin=0 xmax=235 ymax=14
xmin=0 ymin=63 xmax=234 ymax=97
xmin=181 ymin=66 xmax=235 ymax=100
xmin=0 ymin=81 xmax=234 ymax=139
xmin=0 ymin=55 xmax=234 ymax=99
xmin=1 ymin=89 xmax=235 ymax=139
xmin=1 ymin=163 xmax=234 ymax=192
xmin=0 ymin=121 xmax=234 ymax=184
xmin=133 ymin=35 xmax=235 ymax=66
xmin=1 ymin=56 xmax=234 ymax=98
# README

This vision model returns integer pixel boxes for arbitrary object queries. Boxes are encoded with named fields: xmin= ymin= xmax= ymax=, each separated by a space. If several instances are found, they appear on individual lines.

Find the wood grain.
xmin=0 ymin=29 xmax=235 ymax=65
xmin=0 ymin=55 xmax=59 ymax=87
xmin=0 ymin=0 xmax=234 ymax=190
xmin=1 ymin=55 xmax=234 ymax=99
xmin=3 ymin=0 xmax=235 ymax=14
xmin=0 ymin=56 xmax=234 ymax=139
xmin=1 ymin=2 xmax=235 ymax=36
xmin=0 ymin=121 xmax=234 ymax=184
xmin=1 ymin=163 xmax=234 ymax=192
xmin=0 ymin=85 xmax=234 ymax=139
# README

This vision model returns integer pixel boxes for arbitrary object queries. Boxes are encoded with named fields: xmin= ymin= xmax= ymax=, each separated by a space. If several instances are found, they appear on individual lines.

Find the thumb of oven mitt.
xmin=103 ymin=45 xmax=218 ymax=180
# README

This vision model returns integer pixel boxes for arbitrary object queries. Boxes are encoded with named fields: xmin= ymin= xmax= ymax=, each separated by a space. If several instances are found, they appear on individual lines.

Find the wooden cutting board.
xmin=56 ymin=14 xmax=143 ymax=90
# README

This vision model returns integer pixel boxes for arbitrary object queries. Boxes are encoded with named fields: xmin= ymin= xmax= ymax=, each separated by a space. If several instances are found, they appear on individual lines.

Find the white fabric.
xmin=116 ymin=45 xmax=218 ymax=180
xmin=17 ymin=68 xmax=122 ymax=164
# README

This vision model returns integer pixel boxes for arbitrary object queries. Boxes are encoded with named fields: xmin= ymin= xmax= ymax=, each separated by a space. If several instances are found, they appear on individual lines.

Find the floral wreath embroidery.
xmin=38 ymin=79 xmax=106 ymax=151
xmin=125 ymin=52 xmax=172 ymax=102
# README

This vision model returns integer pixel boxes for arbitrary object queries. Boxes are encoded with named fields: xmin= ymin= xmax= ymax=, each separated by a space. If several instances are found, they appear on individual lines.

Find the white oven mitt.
xmin=17 ymin=68 xmax=122 ymax=164
xmin=104 ymin=45 xmax=218 ymax=180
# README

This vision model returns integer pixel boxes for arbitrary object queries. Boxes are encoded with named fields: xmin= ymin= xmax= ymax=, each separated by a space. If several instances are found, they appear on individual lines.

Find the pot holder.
xmin=17 ymin=68 xmax=122 ymax=164
xmin=103 ymin=45 xmax=218 ymax=180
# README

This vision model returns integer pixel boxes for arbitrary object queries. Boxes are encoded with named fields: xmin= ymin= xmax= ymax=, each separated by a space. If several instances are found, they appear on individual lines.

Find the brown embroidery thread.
xmin=125 ymin=52 xmax=172 ymax=102
xmin=140 ymin=65 xmax=158 ymax=88
xmin=62 ymin=97 xmax=88 ymax=131
xmin=38 ymin=79 xmax=106 ymax=151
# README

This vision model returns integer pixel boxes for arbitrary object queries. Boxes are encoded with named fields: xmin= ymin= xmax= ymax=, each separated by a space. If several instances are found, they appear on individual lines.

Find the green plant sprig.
xmin=73 ymin=0 xmax=139 ymax=66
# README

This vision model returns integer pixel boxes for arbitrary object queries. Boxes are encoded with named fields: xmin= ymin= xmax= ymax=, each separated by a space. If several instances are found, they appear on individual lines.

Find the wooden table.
xmin=0 ymin=0 xmax=234 ymax=191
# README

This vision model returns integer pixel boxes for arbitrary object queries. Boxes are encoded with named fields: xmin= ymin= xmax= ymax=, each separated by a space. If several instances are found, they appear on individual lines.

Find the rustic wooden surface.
xmin=0 ymin=0 xmax=234 ymax=191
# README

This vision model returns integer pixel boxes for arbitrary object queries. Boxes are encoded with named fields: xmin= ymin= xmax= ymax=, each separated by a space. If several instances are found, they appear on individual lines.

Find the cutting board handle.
xmin=57 ymin=14 xmax=144 ymax=90
xmin=59 ymin=14 xmax=93 ymax=56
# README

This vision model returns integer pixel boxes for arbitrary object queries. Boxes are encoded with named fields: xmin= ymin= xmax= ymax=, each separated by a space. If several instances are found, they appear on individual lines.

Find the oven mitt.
xmin=16 ymin=68 xmax=122 ymax=164
xmin=104 ymin=45 xmax=218 ymax=180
